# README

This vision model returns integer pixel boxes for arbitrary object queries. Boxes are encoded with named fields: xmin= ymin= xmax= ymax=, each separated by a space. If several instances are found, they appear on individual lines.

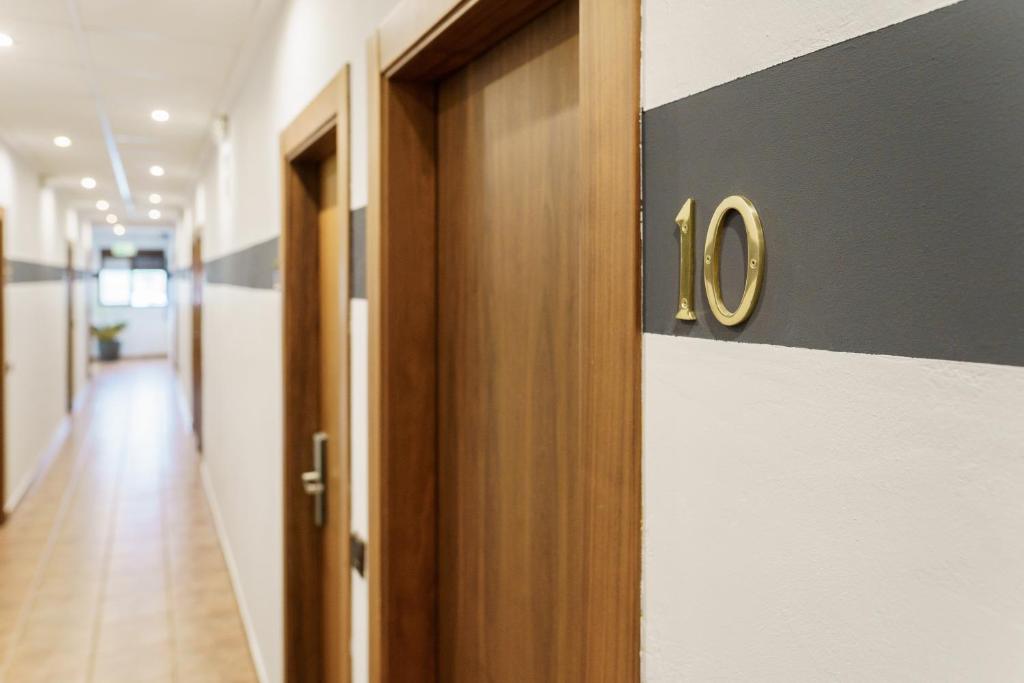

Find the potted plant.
xmin=91 ymin=323 xmax=127 ymax=361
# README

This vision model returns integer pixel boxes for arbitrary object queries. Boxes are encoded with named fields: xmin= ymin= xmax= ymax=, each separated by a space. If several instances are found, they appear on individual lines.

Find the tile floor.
xmin=0 ymin=361 xmax=258 ymax=682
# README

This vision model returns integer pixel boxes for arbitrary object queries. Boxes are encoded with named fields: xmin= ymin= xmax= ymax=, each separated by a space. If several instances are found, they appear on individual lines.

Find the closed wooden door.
xmin=317 ymin=151 xmax=346 ymax=683
xmin=0 ymin=209 xmax=6 ymax=522
xmin=280 ymin=68 xmax=351 ymax=682
xmin=436 ymin=2 xmax=580 ymax=678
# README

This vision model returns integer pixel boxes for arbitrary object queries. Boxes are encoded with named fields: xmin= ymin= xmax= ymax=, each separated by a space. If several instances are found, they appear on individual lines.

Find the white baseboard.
xmin=4 ymin=416 xmax=71 ymax=515
xmin=199 ymin=460 xmax=270 ymax=683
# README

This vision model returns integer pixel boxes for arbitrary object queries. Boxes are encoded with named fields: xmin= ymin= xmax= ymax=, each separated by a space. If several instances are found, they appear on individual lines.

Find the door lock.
xmin=302 ymin=431 xmax=328 ymax=527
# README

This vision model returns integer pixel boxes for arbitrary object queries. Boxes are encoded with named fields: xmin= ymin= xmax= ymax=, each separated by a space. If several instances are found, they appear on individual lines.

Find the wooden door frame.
xmin=65 ymin=241 xmax=74 ymax=413
xmin=366 ymin=0 xmax=641 ymax=680
xmin=0 ymin=208 xmax=5 ymax=524
xmin=281 ymin=67 xmax=351 ymax=683
xmin=191 ymin=234 xmax=203 ymax=451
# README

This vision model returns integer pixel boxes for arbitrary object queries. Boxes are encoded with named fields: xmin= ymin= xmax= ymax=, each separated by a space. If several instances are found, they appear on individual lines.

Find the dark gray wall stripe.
xmin=205 ymin=237 xmax=279 ymax=289
xmin=642 ymin=0 xmax=1024 ymax=367
xmin=202 ymin=208 xmax=367 ymax=292
xmin=6 ymin=260 xmax=66 ymax=283
xmin=351 ymin=207 xmax=366 ymax=300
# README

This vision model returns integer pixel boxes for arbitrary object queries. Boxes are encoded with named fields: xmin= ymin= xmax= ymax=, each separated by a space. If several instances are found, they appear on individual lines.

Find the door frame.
xmin=281 ymin=67 xmax=351 ymax=683
xmin=191 ymin=234 xmax=203 ymax=451
xmin=0 ymin=208 xmax=6 ymax=523
xmin=366 ymin=0 xmax=641 ymax=679
xmin=65 ymin=241 xmax=74 ymax=413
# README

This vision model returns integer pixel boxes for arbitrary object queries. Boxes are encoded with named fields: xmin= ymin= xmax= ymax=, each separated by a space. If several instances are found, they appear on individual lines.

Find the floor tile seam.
xmin=83 ymin=423 xmax=131 ymax=683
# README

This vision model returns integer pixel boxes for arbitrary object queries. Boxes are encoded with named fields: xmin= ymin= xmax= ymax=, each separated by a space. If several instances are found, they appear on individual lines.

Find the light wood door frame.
xmin=366 ymin=0 xmax=641 ymax=679
xmin=191 ymin=234 xmax=204 ymax=451
xmin=281 ymin=67 xmax=351 ymax=683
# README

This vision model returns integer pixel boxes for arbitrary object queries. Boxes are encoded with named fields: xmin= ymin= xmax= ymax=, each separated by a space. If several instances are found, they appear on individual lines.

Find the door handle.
xmin=302 ymin=431 xmax=327 ymax=527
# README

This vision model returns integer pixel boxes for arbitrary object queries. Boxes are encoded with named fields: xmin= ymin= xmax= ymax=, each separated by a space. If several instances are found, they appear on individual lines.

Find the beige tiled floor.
xmin=0 ymin=361 xmax=258 ymax=683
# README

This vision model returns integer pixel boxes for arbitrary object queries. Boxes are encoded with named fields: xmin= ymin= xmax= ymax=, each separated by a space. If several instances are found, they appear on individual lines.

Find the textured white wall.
xmin=0 ymin=143 xmax=70 ymax=511
xmin=201 ymin=285 xmax=282 ymax=683
xmin=643 ymin=0 xmax=961 ymax=109
xmin=349 ymin=299 xmax=369 ymax=683
xmin=644 ymin=335 xmax=1024 ymax=680
xmin=4 ymin=283 xmax=66 ymax=509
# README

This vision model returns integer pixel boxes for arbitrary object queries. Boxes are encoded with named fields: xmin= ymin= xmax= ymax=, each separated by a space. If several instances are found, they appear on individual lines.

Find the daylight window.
xmin=98 ymin=251 xmax=168 ymax=308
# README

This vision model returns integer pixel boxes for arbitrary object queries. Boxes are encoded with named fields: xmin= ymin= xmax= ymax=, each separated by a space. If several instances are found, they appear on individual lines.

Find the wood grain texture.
xmin=191 ymin=235 xmax=203 ymax=452
xmin=436 ymin=2 xmax=579 ymax=679
xmin=318 ymin=152 xmax=346 ymax=683
xmin=281 ymin=153 xmax=324 ymax=683
xmin=382 ymin=0 xmax=560 ymax=79
xmin=281 ymin=67 xmax=351 ymax=683
xmin=577 ymin=0 xmax=642 ymax=679
xmin=0 ymin=209 xmax=5 ymax=523
xmin=369 ymin=71 xmax=439 ymax=683
xmin=368 ymin=0 xmax=640 ymax=679
xmin=365 ymin=33 xmax=382 ymax=682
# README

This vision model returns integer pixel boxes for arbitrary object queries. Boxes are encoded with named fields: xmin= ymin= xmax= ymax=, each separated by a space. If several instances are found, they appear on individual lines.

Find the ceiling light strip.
xmin=65 ymin=0 xmax=133 ymax=209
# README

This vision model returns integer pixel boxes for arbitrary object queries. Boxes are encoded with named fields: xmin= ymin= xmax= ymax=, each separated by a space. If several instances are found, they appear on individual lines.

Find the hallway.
xmin=0 ymin=362 xmax=257 ymax=683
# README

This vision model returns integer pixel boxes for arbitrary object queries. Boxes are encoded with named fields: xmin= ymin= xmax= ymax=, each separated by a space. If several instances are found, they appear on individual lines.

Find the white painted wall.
xmin=0 ymin=143 xmax=71 ymax=511
xmin=641 ymin=1 xmax=1024 ymax=679
xmin=643 ymin=0 xmax=961 ymax=109
xmin=348 ymin=298 xmax=369 ymax=683
xmin=92 ymin=305 xmax=171 ymax=358
xmin=643 ymin=335 xmax=1024 ymax=680
xmin=201 ymin=285 xmax=283 ymax=683
xmin=183 ymin=1 xmax=401 ymax=681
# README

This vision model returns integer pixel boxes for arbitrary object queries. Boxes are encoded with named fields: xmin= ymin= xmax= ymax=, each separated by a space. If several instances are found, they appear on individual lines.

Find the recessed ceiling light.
xmin=148 ymin=193 xmax=162 ymax=204
xmin=81 ymin=177 xmax=97 ymax=189
xmin=113 ymin=224 xmax=126 ymax=236
xmin=95 ymin=199 xmax=109 ymax=211
xmin=149 ymin=165 xmax=164 ymax=177
xmin=0 ymin=34 xmax=13 ymax=49
xmin=53 ymin=136 xmax=72 ymax=148
xmin=106 ymin=214 xmax=118 ymax=224
xmin=151 ymin=109 xmax=170 ymax=123
xmin=148 ymin=209 xmax=161 ymax=220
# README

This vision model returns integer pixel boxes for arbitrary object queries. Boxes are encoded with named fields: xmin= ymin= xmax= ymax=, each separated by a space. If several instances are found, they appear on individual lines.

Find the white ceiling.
xmin=0 ymin=0 xmax=269 ymax=227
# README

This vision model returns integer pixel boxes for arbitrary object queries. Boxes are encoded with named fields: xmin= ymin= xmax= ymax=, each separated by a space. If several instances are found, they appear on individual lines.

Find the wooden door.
xmin=368 ymin=0 xmax=641 ymax=679
xmin=0 ymin=209 xmax=5 ymax=523
xmin=281 ymin=69 xmax=350 ymax=683
xmin=436 ymin=2 xmax=579 ymax=678
xmin=192 ymin=235 xmax=203 ymax=451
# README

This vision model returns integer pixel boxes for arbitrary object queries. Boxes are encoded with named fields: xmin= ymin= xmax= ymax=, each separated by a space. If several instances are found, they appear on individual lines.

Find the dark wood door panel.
xmin=437 ymin=1 xmax=579 ymax=679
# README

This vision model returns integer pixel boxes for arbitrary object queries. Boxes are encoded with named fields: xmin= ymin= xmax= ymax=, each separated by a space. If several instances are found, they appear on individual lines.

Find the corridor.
xmin=0 ymin=362 xmax=257 ymax=682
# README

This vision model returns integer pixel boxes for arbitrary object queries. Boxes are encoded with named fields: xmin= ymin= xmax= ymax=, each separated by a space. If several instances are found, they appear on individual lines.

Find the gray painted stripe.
xmin=642 ymin=0 xmax=1024 ymax=367
xmin=203 ymin=208 xmax=367 ymax=292
xmin=351 ymin=207 xmax=366 ymax=299
xmin=205 ymin=237 xmax=279 ymax=289
xmin=6 ymin=260 xmax=66 ymax=283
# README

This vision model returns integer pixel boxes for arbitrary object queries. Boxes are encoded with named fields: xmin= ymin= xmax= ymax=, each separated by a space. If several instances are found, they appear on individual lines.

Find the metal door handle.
xmin=302 ymin=432 xmax=328 ymax=527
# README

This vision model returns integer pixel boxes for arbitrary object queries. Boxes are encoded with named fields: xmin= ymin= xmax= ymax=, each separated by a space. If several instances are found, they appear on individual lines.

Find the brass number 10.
xmin=675 ymin=195 xmax=766 ymax=327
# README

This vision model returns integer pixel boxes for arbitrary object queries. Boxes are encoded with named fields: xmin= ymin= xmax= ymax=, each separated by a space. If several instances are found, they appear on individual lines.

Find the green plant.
xmin=90 ymin=323 xmax=127 ymax=342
